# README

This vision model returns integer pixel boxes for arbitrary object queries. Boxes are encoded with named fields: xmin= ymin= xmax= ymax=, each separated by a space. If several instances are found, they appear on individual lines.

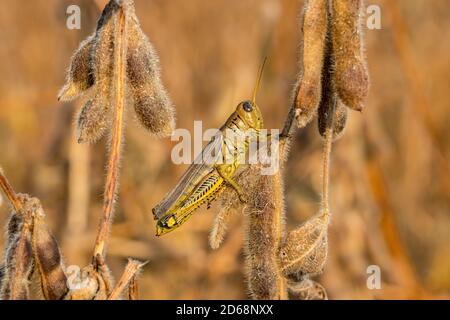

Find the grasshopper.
xmin=152 ymin=60 xmax=267 ymax=236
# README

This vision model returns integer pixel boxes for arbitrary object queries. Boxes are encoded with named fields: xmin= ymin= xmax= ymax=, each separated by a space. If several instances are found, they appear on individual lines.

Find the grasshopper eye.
xmin=243 ymin=101 xmax=253 ymax=112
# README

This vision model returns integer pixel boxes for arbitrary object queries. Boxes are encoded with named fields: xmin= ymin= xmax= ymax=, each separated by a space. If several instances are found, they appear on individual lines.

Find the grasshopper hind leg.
xmin=215 ymin=165 xmax=248 ymax=203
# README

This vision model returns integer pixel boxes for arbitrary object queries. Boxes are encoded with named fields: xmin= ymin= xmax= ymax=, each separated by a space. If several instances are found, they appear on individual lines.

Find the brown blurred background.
xmin=0 ymin=0 xmax=449 ymax=299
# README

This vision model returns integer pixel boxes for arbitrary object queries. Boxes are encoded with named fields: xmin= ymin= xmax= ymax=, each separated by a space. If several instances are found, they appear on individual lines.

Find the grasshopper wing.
xmin=152 ymin=132 xmax=224 ymax=219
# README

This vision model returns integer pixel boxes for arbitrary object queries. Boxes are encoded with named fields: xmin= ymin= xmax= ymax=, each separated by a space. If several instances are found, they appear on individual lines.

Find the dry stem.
xmin=0 ymin=168 xmax=22 ymax=213
xmin=93 ymin=4 xmax=127 ymax=260
xmin=128 ymin=275 xmax=139 ymax=300
xmin=108 ymin=259 xmax=144 ymax=300
xmin=321 ymin=119 xmax=334 ymax=220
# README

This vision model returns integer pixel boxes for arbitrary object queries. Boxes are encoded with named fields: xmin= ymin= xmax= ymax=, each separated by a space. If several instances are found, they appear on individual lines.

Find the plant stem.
xmin=93 ymin=5 xmax=127 ymax=260
xmin=128 ymin=275 xmax=139 ymax=300
xmin=321 ymin=103 xmax=335 ymax=221
xmin=0 ymin=168 xmax=22 ymax=213
xmin=108 ymin=259 xmax=144 ymax=300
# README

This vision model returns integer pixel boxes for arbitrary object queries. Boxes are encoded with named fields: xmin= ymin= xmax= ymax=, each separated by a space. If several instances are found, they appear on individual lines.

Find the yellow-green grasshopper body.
xmin=152 ymin=62 xmax=266 ymax=236
xmin=152 ymin=100 xmax=263 ymax=236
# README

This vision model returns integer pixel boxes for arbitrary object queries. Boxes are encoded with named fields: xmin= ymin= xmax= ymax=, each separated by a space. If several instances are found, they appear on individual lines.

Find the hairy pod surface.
xmin=32 ymin=210 xmax=68 ymax=300
xmin=318 ymin=98 xmax=347 ymax=140
xmin=295 ymin=0 xmax=329 ymax=128
xmin=61 ymin=0 xmax=175 ymax=143
xmin=209 ymin=180 xmax=243 ymax=250
xmin=243 ymin=165 xmax=286 ymax=300
xmin=58 ymin=35 xmax=95 ymax=102
xmin=331 ymin=0 xmax=369 ymax=111
xmin=72 ymin=1 xmax=119 ymax=144
xmin=0 ymin=196 xmax=37 ymax=300
xmin=126 ymin=9 xmax=175 ymax=137
xmin=209 ymin=206 xmax=234 ymax=250
xmin=6 ymin=209 xmax=23 ymax=246
xmin=332 ymin=101 xmax=348 ymax=138
xmin=79 ymin=1 xmax=120 ymax=143
xmin=316 ymin=15 xmax=348 ymax=141
xmin=76 ymin=100 xmax=109 ymax=143
xmin=1 ymin=228 xmax=33 ymax=299
xmin=279 ymin=213 xmax=328 ymax=281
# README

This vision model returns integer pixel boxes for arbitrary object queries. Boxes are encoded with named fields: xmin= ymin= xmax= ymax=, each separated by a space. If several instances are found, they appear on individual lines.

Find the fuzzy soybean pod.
xmin=279 ymin=212 xmax=328 ymax=281
xmin=58 ymin=35 xmax=95 ymax=102
xmin=0 ymin=197 xmax=35 ymax=300
xmin=209 ymin=178 xmax=242 ymax=250
xmin=209 ymin=205 xmax=234 ymax=250
xmin=126 ymin=10 xmax=175 ymax=137
xmin=295 ymin=0 xmax=329 ymax=128
xmin=31 ymin=209 xmax=68 ymax=300
xmin=0 ymin=227 xmax=33 ymax=300
xmin=318 ymin=98 xmax=347 ymax=140
xmin=331 ymin=0 xmax=369 ymax=111
xmin=243 ymin=165 xmax=287 ymax=300
xmin=76 ymin=1 xmax=119 ymax=143
xmin=5 ymin=208 xmax=23 ymax=246
xmin=317 ymin=34 xmax=348 ymax=141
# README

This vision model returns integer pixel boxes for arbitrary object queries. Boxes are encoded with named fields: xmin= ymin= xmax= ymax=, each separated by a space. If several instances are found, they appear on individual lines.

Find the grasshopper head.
xmin=156 ymin=214 xmax=177 ymax=237
xmin=236 ymin=100 xmax=263 ymax=130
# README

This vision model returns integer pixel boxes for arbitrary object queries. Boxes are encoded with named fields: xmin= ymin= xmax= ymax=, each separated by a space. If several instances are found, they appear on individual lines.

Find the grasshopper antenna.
xmin=252 ymin=57 xmax=267 ymax=105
